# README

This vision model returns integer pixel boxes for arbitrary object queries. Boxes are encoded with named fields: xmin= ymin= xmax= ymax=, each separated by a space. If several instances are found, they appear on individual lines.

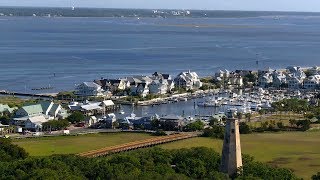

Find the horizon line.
xmin=1 ymin=5 xmax=320 ymax=14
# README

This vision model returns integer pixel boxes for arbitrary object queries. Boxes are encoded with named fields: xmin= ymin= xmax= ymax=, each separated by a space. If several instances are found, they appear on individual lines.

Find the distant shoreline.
xmin=1 ymin=7 xmax=320 ymax=18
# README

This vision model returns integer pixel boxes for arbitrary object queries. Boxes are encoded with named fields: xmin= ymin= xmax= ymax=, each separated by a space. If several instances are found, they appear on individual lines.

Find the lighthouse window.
xmin=231 ymin=129 xmax=235 ymax=133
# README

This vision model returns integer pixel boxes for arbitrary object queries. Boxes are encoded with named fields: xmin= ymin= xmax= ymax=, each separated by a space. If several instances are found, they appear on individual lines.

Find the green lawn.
xmin=160 ymin=131 xmax=320 ymax=179
xmin=13 ymin=133 xmax=152 ymax=156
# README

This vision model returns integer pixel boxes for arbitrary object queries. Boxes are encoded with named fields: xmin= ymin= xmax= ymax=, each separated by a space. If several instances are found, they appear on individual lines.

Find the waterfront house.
xmin=94 ymin=79 xmax=129 ymax=92
xmin=75 ymin=82 xmax=105 ymax=97
xmin=229 ymin=73 xmax=243 ymax=87
xmin=149 ymin=79 xmax=168 ymax=95
xmin=167 ymin=80 xmax=175 ymax=92
xmin=286 ymin=66 xmax=306 ymax=79
xmin=303 ymin=75 xmax=320 ymax=89
xmin=68 ymin=100 xmax=116 ymax=116
xmin=174 ymin=70 xmax=202 ymax=90
xmin=271 ymin=71 xmax=287 ymax=88
xmin=69 ymin=101 xmax=102 ymax=116
xmin=215 ymin=69 xmax=230 ymax=79
xmin=136 ymin=83 xmax=150 ymax=97
xmin=152 ymin=72 xmax=172 ymax=80
xmin=258 ymin=73 xmax=273 ymax=88
xmin=309 ymin=66 xmax=320 ymax=75
xmin=287 ymin=76 xmax=303 ymax=89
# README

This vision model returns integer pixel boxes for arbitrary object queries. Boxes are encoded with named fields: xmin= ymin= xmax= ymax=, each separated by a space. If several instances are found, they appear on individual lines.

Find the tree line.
xmin=0 ymin=138 xmax=304 ymax=179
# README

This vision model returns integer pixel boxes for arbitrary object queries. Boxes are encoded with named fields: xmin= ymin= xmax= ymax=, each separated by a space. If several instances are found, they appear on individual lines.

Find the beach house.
xmin=258 ymin=73 xmax=273 ymax=88
xmin=75 ymin=82 xmax=105 ymax=97
xmin=174 ymin=70 xmax=202 ymax=90
xmin=303 ymin=75 xmax=320 ymax=89
xmin=149 ymin=79 xmax=168 ymax=95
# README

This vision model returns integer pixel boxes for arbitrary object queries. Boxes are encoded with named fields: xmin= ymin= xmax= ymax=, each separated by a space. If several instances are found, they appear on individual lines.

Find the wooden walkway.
xmin=78 ymin=133 xmax=198 ymax=158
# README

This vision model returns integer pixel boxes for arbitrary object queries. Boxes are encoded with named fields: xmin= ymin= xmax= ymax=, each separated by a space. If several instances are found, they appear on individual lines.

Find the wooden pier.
xmin=78 ymin=133 xmax=198 ymax=158
xmin=0 ymin=91 xmax=55 ymax=98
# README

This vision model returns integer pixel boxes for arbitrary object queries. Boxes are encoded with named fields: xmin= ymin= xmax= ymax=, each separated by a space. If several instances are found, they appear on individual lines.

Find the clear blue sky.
xmin=1 ymin=0 xmax=320 ymax=12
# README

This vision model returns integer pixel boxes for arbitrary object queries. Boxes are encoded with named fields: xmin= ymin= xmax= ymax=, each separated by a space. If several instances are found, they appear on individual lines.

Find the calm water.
xmin=1 ymin=15 xmax=320 ymax=93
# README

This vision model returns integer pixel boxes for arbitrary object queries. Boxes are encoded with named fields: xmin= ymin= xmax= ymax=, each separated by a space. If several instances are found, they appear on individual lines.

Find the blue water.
xmin=1 ymin=15 xmax=320 ymax=93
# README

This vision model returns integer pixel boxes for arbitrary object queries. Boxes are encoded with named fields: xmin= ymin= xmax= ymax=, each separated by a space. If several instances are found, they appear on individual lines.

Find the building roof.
xmin=0 ymin=104 xmax=10 ymax=111
xmin=81 ymin=103 xmax=102 ymax=111
xmin=160 ymin=115 xmax=183 ymax=121
xmin=83 ymin=82 xmax=101 ymax=88
xmin=28 ymin=115 xmax=48 ymax=124
xmin=102 ymin=100 xmax=115 ymax=106
xmin=40 ymin=101 xmax=53 ymax=112
xmin=49 ymin=104 xmax=60 ymax=114
xmin=22 ymin=104 xmax=43 ymax=115
xmin=94 ymin=79 xmax=107 ymax=87
xmin=0 ymin=104 xmax=17 ymax=113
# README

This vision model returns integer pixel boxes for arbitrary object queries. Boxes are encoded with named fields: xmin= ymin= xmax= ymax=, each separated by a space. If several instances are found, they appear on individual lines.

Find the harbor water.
xmin=1 ymin=14 xmax=320 ymax=93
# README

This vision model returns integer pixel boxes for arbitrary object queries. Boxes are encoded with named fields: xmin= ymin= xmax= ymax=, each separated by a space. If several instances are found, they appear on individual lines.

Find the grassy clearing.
xmin=160 ymin=131 xmax=320 ymax=179
xmin=13 ymin=133 xmax=152 ymax=156
xmin=0 ymin=96 xmax=36 ymax=108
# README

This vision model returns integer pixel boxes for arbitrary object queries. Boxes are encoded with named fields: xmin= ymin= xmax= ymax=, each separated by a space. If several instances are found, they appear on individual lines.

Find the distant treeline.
xmin=1 ymin=7 xmax=320 ymax=18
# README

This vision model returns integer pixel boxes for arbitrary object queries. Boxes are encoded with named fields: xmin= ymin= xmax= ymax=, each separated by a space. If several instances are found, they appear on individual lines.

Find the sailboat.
xmin=72 ymin=6 xmax=75 ymax=11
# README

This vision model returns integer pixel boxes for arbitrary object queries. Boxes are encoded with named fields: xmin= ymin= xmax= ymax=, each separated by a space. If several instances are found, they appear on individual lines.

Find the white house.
xmin=215 ymin=69 xmax=230 ymax=78
xmin=134 ymin=83 xmax=149 ymax=97
xmin=174 ymin=70 xmax=202 ymax=90
xmin=94 ymin=79 xmax=129 ymax=92
xmin=149 ymin=80 xmax=168 ymax=95
xmin=15 ymin=101 xmax=67 ymax=119
xmin=288 ymin=76 xmax=303 ymax=89
xmin=271 ymin=71 xmax=287 ymax=88
xmin=24 ymin=115 xmax=48 ymax=130
xmin=75 ymin=82 xmax=105 ymax=97
xmin=258 ymin=73 xmax=273 ymax=88
xmin=13 ymin=101 xmax=68 ymax=128
xmin=229 ymin=74 xmax=243 ymax=87
xmin=303 ymin=75 xmax=320 ymax=89
xmin=309 ymin=66 xmax=320 ymax=75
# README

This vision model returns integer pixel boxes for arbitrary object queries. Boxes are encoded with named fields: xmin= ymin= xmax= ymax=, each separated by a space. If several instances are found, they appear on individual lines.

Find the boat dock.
xmin=78 ymin=133 xmax=198 ymax=158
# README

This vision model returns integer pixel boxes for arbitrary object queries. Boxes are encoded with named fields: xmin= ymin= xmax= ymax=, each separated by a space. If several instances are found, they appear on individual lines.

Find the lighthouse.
xmin=220 ymin=108 xmax=243 ymax=176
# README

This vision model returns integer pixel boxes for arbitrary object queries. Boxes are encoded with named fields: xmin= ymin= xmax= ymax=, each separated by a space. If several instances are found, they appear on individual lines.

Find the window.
xmin=231 ymin=129 xmax=235 ymax=133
